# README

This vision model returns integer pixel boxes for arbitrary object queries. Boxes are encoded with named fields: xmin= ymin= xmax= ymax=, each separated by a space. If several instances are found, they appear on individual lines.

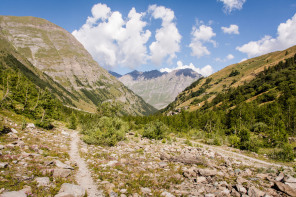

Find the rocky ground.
xmin=1 ymin=114 xmax=296 ymax=197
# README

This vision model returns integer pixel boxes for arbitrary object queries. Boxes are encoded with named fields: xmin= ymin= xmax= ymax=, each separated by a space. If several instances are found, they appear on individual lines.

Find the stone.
xmin=236 ymin=176 xmax=248 ymax=184
xmin=198 ymin=168 xmax=217 ymax=176
xmin=195 ymin=176 xmax=207 ymax=183
xmin=11 ymin=128 xmax=18 ymax=134
xmin=204 ymin=194 xmax=215 ymax=197
xmin=0 ymin=145 xmax=4 ymax=150
xmin=54 ymin=193 xmax=75 ymax=197
xmin=141 ymin=187 xmax=151 ymax=194
xmin=275 ymin=172 xmax=284 ymax=181
xmin=26 ymin=123 xmax=35 ymax=129
xmin=35 ymin=177 xmax=50 ymax=187
xmin=161 ymin=191 xmax=175 ymax=197
xmin=0 ymin=162 xmax=8 ymax=168
xmin=61 ymin=131 xmax=70 ymax=137
xmin=284 ymin=175 xmax=296 ymax=183
xmin=109 ymin=192 xmax=118 ymax=197
xmin=236 ymin=184 xmax=247 ymax=194
xmin=273 ymin=181 xmax=296 ymax=196
xmin=120 ymin=189 xmax=127 ymax=194
xmin=0 ymin=191 xmax=27 ymax=197
xmin=53 ymin=168 xmax=71 ymax=178
xmin=55 ymin=160 xmax=74 ymax=170
xmin=20 ymin=185 xmax=32 ymax=194
xmin=248 ymin=186 xmax=265 ymax=197
xmin=231 ymin=188 xmax=241 ymax=197
xmin=56 ymin=183 xmax=85 ymax=197
xmin=285 ymin=182 xmax=296 ymax=190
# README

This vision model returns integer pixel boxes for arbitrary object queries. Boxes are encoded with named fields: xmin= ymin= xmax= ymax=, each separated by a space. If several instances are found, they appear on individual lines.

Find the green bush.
xmin=142 ymin=121 xmax=169 ymax=140
xmin=82 ymin=116 xmax=128 ymax=146
xmin=251 ymin=122 xmax=268 ymax=133
xmin=68 ymin=113 xmax=77 ymax=130
xmin=271 ymin=143 xmax=295 ymax=162
xmin=35 ymin=119 xmax=54 ymax=130
xmin=228 ymin=135 xmax=240 ymax=147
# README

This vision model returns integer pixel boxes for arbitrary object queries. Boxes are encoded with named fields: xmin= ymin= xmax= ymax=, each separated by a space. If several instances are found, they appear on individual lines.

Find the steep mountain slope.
xmin=0 ymin=15 xmax=156 ymax=115
xmin=119 ymin=69 xmax=201 ymax=109
xmin=165 ymin=45 xmax=296 ymax=112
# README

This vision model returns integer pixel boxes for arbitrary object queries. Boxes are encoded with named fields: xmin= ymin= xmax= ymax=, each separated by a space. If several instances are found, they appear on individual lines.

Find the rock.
xmin=120 ymin=189 xmax=127 ymax=194
xmin=54 ymin=193 xmax=75 ymax=197
xmin=183 ymin=168 xmax=197 ymax=178
xmin=159 ymin=162 xmax=168 ymax=168
xmin=284 ymin=175 xmax=296 ymax=183
xmin=204 ymin=194 xmax=215 ymax=197
xmin=273 ymin=181 xmax=296 ymax=196
xmin=0 ymin=191 xmax=27 ymax=197
xmin=55 ymin=160 xmax=74 ymax=170
xmin=53 ymin=168 xmax=71 ymax=178
xmin=109 ymin=192 xmax=118 ymax=197
xmin=195 ymin=176 xmax=207 ymax=183
xmin=141 ymin=187 xmax=151 ymax=194
xmin=198 ymin=168 xmax=217 ymax=176
xmin=236 ymin=176 xmax=248 ymax=184
xmin=26 ymin=123 xmax=35 ymax=129
xmin=61 ymin=131 xmax=70 ymax=137
xmin=11 ymin=128 xmax=18 ymax=134
xmin=236 ymin=184 xmax=247 ymax=194
xmin=231 ymin=188 xmax=241 ymax=197
xmin=0 ymin=145 xmax=4 ymax=150
xmin=161 ymin=191 xmax=175 ymax=197
xmin=275 ymin=172 xmax=284 ymax=182
xmin=248 ymin=186 xmax=265 ymax=197
xmin=56 ymin=183 xmax=85 ymax=197
xmin=0 ymin=162 xmax=8 ymax=168
xmin=286 ymin=182 xmax=296 ymax=190
xmin=244 ymin=169 xmax=253 ymax=176
xmin=20 ymin=186 xmax=32 ymax=194
xmin=35 ymin=177 xmax=50 ymax=187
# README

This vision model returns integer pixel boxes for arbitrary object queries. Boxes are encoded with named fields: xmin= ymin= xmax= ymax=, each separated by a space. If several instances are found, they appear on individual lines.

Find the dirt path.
xmin=191 ymin=140 xmax=291 ymax=169
xmin=69 ymin=131 xmax=104 ymax=197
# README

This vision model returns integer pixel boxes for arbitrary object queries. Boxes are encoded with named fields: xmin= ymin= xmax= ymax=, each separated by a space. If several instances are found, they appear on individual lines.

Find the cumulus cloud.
xmin=72 ymin=3 xmax=151 ymax=68
xmin=218 ymin=0 xmax=246 ymax=13
xmin=237 ymin=13 xmax=296 ymax=58
xmin=148 ymin=5 xmax=181 ymax=65
xmin=215 ymin=54 xmax=235 ymax=62
xmin=160 ymin=61 xmax=214 ymax=77
xmin=221 ymin=24 xmax=239 ymax=34
xmin=189 ymin=24 xmax=216 ymax=58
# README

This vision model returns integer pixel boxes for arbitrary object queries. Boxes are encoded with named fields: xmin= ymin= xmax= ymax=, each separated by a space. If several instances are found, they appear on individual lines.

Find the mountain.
xmin=164 ymin=45 xmax=296 ymax=113
xmin=0 ymin=15 xmax=156 ymax=115
xmin=119 ymin=69 xmax=202 ymax=109
xmin=108 ymin=71 xmax=122 ymax=78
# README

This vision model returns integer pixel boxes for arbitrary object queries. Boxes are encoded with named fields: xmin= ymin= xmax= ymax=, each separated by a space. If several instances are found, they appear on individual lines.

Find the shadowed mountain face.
xmin=119 ymin=69 xmax=202 ymax=109
xmin=0 ymin=15 xmax=156 ymax=115
xmin=108 ymin=71 xmax=122 ymax=78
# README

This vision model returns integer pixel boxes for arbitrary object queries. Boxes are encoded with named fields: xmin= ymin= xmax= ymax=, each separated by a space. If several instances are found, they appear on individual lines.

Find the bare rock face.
xmin=0 ymin=15 xmax=155 ymax=115
xmin=119 ymin=69 xmax=202 ymax=109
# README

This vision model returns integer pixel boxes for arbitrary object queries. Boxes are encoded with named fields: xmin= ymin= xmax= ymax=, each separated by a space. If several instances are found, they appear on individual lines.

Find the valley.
xmin=0 ymin=3 xmax=296 ymax=197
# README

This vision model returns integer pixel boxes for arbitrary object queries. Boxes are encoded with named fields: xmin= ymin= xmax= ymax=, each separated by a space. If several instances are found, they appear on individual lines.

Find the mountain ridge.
xmin=0 ymin=15 xmax=156 ymax=115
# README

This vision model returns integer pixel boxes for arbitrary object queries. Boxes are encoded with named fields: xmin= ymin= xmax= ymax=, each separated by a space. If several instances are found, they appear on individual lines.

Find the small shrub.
xmin=35 ymin=119 xmax=54 ymax=130
xmin=228 ymin=135 xmax=240 ymax=147
xmin=82 ymin=116 xmax=128 ymax=146
xmin=270 ymin=143 xmax=295 ymax=162
xmin=229 ymin=70 xmax=240 ymax=77
xmin=142 ymin=121 xmax=169 ymax=140
xmin=68 ymin=113 xmax=77 ymax=130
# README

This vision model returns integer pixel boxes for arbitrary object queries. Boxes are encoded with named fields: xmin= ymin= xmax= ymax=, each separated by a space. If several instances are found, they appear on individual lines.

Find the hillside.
xmin=119 ymin=69 xmax=201 ymax=109
xmin=165 ymin=45 xmax=296 ymax=113
xmin=0 ymin=15 xmax=156 ymax=115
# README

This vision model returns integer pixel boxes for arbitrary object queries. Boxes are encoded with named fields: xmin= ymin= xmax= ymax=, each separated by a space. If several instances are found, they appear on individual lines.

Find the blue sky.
xmin=1 ymin=0 xmax=296 ymax=75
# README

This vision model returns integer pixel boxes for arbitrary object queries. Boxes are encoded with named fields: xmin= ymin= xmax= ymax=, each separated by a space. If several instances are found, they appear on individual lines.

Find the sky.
xmin=1 ymin=0 xmax=296 ymax=76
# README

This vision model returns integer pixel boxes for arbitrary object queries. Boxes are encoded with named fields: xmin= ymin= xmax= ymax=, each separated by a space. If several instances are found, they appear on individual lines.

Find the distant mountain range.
xmin=115 ymin=69 xmax=202 ymax=109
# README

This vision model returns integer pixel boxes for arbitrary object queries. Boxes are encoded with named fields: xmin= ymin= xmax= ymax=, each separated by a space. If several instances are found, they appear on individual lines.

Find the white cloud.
xmin=240 ymin=58 xmax=247 ymax=62
xmin=160 ymin=61 xmax=214 ymax=77
xmin=237 ymin=13 xmax=296 ymax=58
xmin=72 ymin=3 xmax=151 ymax=68
xmin=218 ymin=0 xmax=246 ymax=13
xmin=148 ymin=5 xmax=181 ymax=65
xmin=221 ymin=24 xmax=239 ymax=34
xmin=215 ymin=54 xmax=234 ymax=62
xmin=189 ymin=24 xmax=216 ymax=58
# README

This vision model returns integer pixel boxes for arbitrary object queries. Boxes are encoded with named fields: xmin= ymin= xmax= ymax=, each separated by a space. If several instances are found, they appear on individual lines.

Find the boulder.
xmin=140 ymin=187 xmax=151 ymax=194
xmin=273 ymin=181 xmax=296 ymax=196
xmin=0 ymin=191 xmax=27 ymax=197
xmin=236 ymin=184 xmax=247 ymax=194
xmin=53 ymin=168 xmax=71 ymax=178
xmin=161 ymin=191 xmax=175 ymax=197
xmin=55 ymin=183 xmax=85 ymax=197
xmin=248 ymin=186 xmax=265 ymax=197
xmin=35 ymin=177 xmax=50 ymax=187
xmin=0 ymin=162 xmax=8 ymax=168
xmin=55 ymin=160 xmax=74 ymax=170
xmin=26 ymin=123 xmax=35 ymax=129
xmin=198 ymin=168 xmax=217 ymax=176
